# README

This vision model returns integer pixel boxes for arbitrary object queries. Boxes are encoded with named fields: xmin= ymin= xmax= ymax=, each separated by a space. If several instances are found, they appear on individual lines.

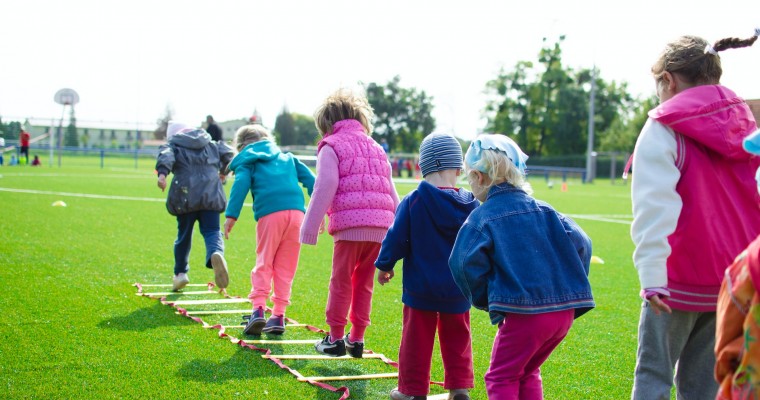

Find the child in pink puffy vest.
xmin=300 ymin=88 xmax=400 ymax=358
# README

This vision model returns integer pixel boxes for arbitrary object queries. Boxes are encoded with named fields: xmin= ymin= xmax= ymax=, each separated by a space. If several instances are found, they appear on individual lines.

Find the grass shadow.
xmin=97 ymin=303 xmax=192 ymax=331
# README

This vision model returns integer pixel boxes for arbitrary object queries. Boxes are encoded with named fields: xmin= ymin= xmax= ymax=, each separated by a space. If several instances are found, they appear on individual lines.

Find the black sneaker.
xmin=314 ymin=335 xmax=346 ymax=357
xmin=344 ymin=334 xmax=364 ymax=358
xmin=262 ymin=315 xmax=285 ymax=335
xmin=243 ymin=307 xmax=266 ymax=335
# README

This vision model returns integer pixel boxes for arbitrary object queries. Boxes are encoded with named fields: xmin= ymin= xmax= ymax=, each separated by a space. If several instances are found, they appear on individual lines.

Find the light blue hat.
xmin=743 ymin=129 xmax=760 ymax=187
xmin=743 ymin=129 xmax=760 ymax=155
xmin=465 ymin=134 xmax=528 ymax=175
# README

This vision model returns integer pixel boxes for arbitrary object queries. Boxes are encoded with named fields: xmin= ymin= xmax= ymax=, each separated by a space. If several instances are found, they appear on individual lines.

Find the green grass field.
xmin=0 ymin=159 xmax=640 ymax=399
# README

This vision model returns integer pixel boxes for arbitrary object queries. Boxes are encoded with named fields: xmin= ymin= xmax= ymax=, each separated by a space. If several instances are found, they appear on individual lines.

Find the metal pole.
xmin=57 ymin=105 xmax=66 ymax=167
xmin=584 ymin=67 xmax=596 ymax=183
xmin=49 ymin=118 xmax=55 ymax=167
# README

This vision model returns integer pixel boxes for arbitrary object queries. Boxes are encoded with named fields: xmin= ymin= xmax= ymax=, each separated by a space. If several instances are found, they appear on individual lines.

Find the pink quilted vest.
xmin=317 ymin=119 xmax=395 ymax=234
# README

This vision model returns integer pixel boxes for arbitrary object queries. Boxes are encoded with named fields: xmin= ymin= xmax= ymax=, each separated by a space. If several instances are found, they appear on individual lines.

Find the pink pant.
xmin=249 ymin=210 xmax=303 ymax=316
xmin=325 ymin=240 xmax=380 ymax=340
xmin=485 ymin=310 xmax=575 ymax=400
xmin=398 ymin=305 xmax=474 ymax=396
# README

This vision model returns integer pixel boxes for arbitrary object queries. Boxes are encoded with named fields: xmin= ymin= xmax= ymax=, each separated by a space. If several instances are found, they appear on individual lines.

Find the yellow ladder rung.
xmin=167 ymin=298 xmax=250 ymax=305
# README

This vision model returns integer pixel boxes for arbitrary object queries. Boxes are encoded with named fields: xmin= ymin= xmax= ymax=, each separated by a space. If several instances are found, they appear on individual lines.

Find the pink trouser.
xmin=398 ymin=305 xmax=474 ymax=396
xmin=325 ymin=240 xmax=380 ymax=340
xmin=248 ymin=210 xmax=303 ymax=316
xmin=485 ymin=309 xmax=575 ymax=400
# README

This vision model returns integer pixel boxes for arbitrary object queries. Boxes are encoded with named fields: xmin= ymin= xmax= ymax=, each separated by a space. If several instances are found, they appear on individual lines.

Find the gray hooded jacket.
xmin=155 ymin=129 xmax=234 ymax=216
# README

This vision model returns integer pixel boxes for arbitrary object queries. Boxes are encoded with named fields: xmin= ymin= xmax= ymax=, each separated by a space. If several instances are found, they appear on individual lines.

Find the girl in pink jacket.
xmin=630 ymin=29 xmax=760 ymax=400
xmin=301 ymin=88 xmax=400 ymax=358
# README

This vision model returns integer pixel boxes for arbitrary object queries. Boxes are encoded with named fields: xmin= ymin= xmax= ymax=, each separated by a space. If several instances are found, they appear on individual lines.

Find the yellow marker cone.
xmin=52 ymin=200 xmax=67 ymax=207
xmin=590 ymin=255 xmax=605 ymax=264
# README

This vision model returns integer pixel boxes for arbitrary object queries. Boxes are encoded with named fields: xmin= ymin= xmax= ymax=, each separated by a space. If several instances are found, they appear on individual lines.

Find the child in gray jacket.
xmin=155 ymin=121 xmax=234 ymax=291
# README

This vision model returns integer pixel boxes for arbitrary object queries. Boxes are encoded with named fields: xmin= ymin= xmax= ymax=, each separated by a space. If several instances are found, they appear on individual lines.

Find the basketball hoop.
xmin=54 ymin=88 xmax=80 ymax=106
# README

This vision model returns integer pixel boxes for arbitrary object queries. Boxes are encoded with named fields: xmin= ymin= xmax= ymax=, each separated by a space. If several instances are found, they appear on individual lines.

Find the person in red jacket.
xmin=19 ymin=128 xmax=30 ymax=164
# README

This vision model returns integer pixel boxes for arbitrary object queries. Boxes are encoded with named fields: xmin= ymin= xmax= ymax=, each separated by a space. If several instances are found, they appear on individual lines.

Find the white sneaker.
xmin=210 ymin=252 xmax=228 ymax=289
xmin=172 ymin=273 xmax=189 ymax=292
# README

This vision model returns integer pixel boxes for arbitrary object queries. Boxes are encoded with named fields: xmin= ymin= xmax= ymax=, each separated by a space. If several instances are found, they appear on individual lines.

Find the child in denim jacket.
xmin=449 ymin=134 xmax=594 ymax=399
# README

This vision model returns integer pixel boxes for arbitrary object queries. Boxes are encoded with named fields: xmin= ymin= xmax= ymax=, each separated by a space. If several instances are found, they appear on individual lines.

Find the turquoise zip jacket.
xmin=225 ymin=140 xmax=315 ymax=221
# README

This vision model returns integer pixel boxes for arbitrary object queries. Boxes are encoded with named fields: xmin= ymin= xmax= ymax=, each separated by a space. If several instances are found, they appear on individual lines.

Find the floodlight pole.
xmin=584 ymin=66 xmax=596 ymax=183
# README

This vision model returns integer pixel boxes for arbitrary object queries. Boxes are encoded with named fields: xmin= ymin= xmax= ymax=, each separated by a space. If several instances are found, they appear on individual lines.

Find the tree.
xmin=599 ymin=95 xmax=657 ymax=152
xmin=153 ymin=105 xmax=173 ymax=140
xmin=292 ymin=113 xmax=319 ymax=145
xmin=64 ymin=108 xmax=78 ymax=147
xmin=484 ymin=37 xmax=641 ymax=157
xmin=365 ymin=76 xmax=436 ymax=153
xmin=273 ymin=107 xmax=297 ymax=146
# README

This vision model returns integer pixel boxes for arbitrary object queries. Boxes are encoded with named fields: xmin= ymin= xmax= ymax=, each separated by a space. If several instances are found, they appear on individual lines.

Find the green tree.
xmin=64 ymin=108 xmax=78 ymax=147
xmin=365 ymin=76 xmax=436 ymax=153
xmin=153 ymin=105 xmax=173 ymax=140
xmin=484 ymin=37 xmax=640 ymax=157
xmin=292 ymin=113 xmax=319 ymax=145
xmin=273 ymin=107 xmax=297 ymax=146
xmin=599 ymin=95 xmax=657 ymax=152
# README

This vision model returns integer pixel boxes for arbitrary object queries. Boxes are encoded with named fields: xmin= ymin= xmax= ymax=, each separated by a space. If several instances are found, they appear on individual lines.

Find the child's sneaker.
xmin=448 ymin=389 xmax=470 ymax=400
xmin=390 ymin=388 xmax=427 ymax=400
xmin=210 ymin=252 xmax=228 ymax=289
xmin=314 ymin=335 xmax=346 ymax=357
xmin=172 ymin=273 xmax=189 ymax=292
xmin=262 ymin=315 xmax=285 ymax=335
xmin=243 ymin=307 xmax=266 ymax=335
xmin=344 ymin=334 xmax=364 ymax=358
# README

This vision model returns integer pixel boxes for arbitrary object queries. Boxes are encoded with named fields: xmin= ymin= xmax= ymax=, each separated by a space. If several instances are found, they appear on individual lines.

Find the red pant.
xmin=398 ymin=305 xmax=474 ymax=396
xmin=325 ymin=241 xmax=380 ymax=338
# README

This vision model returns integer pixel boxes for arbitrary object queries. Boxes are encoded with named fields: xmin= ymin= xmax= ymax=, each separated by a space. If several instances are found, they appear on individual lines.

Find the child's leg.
xmin=484 ymin=310 xmax=574 ymax=400
xmin=173 ymin=212 xmax=198 ymax=275
xmin=325 ymin=241 xmax=356 ymax=339
xmin=632 ymin=305 xmax=716 ymax=400
xmin=326 ymin=241 xmax=370 ymax=340
xmin=347 ymin=241 xmax=381 ymax=341
xmin=269 ymin=210 xmax=303 ymax=316
xmin=397 ymin=305 xmax=437 ymax=396
xmin=197 ymin=210 xmax=224 ymax=268
xmin=438 ymin=310 xmax=474 ymax=391
xmin=249 ymin=213 xmax=283 ymax=309
xmin=674 ymin=312 xmax=717 ymax=399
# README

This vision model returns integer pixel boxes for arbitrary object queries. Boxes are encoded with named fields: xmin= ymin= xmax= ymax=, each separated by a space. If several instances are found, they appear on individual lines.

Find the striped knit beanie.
xmin=418 ymin=133 xmax=463 ymax=177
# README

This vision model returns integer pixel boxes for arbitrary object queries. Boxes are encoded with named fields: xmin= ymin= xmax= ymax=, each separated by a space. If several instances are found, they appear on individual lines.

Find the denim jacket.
xmin=449 ymin=183 xmax=594 ymax=324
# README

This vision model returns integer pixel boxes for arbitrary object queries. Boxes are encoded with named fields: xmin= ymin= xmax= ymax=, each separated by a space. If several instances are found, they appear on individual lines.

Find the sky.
xmin=2 ymin=0 xmax=759 ymax=140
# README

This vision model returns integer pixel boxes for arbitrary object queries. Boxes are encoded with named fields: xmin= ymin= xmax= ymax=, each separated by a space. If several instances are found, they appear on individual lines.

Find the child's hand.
xmin=157 ymin=175 xmax=167 ymax=191
xmin=319 ymin=217 xmax=327 ymax=234
xmin=648 ymin=295 xmax=672 ymax=315
xmin=223 ymin=218 xmax=236 ymax=239
xmin=377 ymin=270 xmax=394 ymax=285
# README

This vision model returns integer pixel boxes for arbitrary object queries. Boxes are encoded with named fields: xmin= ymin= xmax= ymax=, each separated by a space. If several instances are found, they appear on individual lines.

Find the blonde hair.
xmin=233 ymin=124 xmax=272 ymax=152
xmin=652 ymin=33 xmax=757 ymax=85
xmin=466 ymin=148 xmax=533 ymax=195
xmin=313 ymin=88 xmax=374 ymax=136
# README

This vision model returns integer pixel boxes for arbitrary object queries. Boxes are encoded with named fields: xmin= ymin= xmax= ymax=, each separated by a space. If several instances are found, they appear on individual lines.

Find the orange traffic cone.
xmin=561 ymin=182 xmax=568 ymax=192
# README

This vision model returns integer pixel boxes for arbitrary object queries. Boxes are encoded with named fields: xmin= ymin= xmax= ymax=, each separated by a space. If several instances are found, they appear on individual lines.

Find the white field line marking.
xmin=566 ymin=214 xmax=632 ymax=225
xmin=0 ymin=172 xmax=149 ymax=178
xmin=0 ymin=187 xmax=253 ymax=207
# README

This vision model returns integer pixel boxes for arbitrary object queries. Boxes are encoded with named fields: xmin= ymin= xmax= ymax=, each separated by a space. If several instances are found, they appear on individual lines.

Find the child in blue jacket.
xmin=449 ymin=134 xmax=594 ymax=399
xmin=376 ymin=133 xmax=478 ymax=400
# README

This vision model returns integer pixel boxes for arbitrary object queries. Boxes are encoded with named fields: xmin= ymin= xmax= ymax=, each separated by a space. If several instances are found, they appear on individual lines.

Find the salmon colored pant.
xmin=325 ymin=240 xmax=381 ymax=341
xmin=249 ymin=210 xmax=303 ymax=316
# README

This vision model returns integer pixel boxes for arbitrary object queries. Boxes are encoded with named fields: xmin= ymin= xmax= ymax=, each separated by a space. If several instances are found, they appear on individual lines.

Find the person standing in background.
xmin=206 ymin=115 xmax=223 ymax=142
xmin=19 ymin=128 xmax=30 ymax=164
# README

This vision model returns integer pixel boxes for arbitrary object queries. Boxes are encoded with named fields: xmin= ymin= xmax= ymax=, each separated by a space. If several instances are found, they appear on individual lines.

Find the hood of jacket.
xmin=168 ymin=129 xmax=212 ymax=150
xmin=648 ymin=85 xmax=757 ymax=161
xmin=417 ymin=180 xmax=478 ymax=236
xmin=228 ymin=140 xmax=281 ymax=170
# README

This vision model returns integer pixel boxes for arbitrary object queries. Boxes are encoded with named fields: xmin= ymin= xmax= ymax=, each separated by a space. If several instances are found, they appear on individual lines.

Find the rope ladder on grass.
xmin=133 ymin=282 xmax=449 ymax=399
